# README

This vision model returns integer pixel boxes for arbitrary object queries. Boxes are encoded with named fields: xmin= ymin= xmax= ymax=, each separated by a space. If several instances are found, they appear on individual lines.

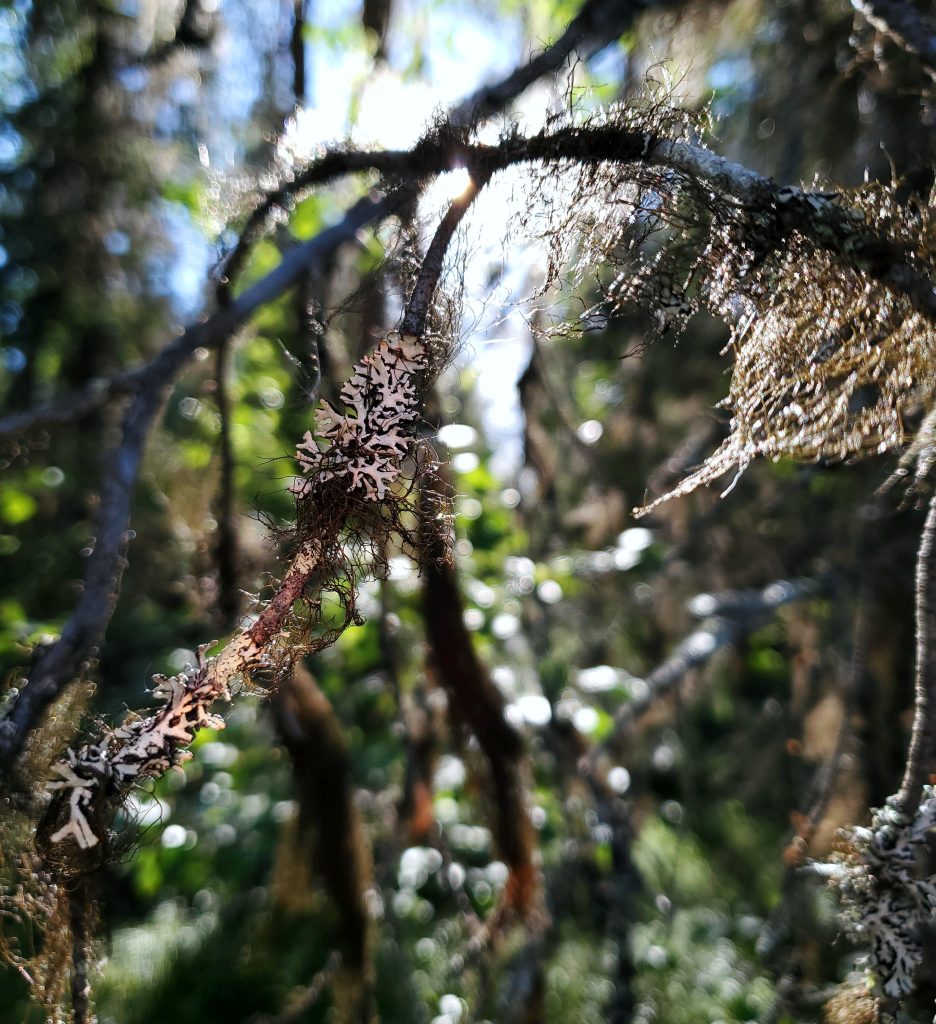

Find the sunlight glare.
xmin=440 ymin=166 xmax=473 ymax=202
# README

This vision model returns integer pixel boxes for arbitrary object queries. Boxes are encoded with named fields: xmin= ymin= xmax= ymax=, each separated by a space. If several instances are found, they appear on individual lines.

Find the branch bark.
xmin=419 ymin=476 xmax=537 ymax=916
xmin=273 ymin=664 xmax=373 ymax=1023
xmin=893 ymin=493 xmax=936 ymax=815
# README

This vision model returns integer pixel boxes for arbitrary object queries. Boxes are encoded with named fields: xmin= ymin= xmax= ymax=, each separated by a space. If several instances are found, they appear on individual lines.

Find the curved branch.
xmin=10 ymin=120 xmax=936 ymax=443
xmin=223 ymin=0 xmax=650 ymax=293
xmin=449 ymin=0 xmax=656 ymax=126
xmin=894 ymin=493 xmax=936 ymax=815
xmin=2 ymin=0 xmax=651 ymax=442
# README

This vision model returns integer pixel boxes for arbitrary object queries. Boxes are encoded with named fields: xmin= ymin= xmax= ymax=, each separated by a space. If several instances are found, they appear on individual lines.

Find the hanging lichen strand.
xmin=40 ymin=331 xmax=430 ymax=857
xmin=636 ymin=185 xmax=936 ymax=514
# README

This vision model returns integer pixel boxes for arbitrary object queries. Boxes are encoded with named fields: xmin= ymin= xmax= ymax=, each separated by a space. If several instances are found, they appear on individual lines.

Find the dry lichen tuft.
xmin=637 ymin=186 xmax=936 ymax=514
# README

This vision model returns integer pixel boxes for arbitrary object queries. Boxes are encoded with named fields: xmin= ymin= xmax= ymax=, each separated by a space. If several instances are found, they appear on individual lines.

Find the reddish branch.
xmin=0 ymin=0 xmax=643 ymax=774
xmin=35 ymin=171 xmax=490 ymax=872
xmin=0 ymin=198 xmax=380 ymax=776
xmin=273 ymin=664 xmax=372 ymax=1015
xmin=419 ymin=481 xmax=536 ymax=915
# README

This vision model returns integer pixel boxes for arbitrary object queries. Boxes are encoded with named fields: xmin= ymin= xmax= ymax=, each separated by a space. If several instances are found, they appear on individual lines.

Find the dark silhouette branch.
xmin=213 ymin=338 xmax=240 ymax=629
xmin=9 ymin=122 xmax=936 ymax=447
xmin=853 ymin=0 xmax=936 ymax=80
xmin=273 ymin=664 xmax=373 ymax=1019
xmin=448 ymin=0 xmax=664 ymax=127
xmin=291 ymin=0 xmax=307 ymax=105
xmin=223 ymin=0 xmax=653 ymax=288
xmin=419 ymin=476 xmax=537 ymax=916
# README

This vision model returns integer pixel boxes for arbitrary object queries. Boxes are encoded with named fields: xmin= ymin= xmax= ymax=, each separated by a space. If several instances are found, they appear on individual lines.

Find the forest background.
xmin=2 ymin=0 xmax=936 ymax=1022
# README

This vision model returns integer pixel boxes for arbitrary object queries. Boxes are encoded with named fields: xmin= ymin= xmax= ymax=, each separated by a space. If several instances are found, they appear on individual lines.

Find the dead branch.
xmin=894 ymin=493 xmax=936 ymax=814
xmin=594 ymin=577 xmax=823 ymax=762
xmin=273 ymin=664 xmax=373 ymax=1022
xmin=853 ymin=0 xmax=936 ymax=80
xmin=419 ymin=474 xmax=537 ymax=916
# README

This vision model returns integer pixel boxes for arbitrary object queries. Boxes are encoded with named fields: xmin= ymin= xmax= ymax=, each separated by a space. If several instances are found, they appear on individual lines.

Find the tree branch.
xmin=0 ymin=193 xmax=392 ymax=443
xmin=10 ymin=122 xmax=931 ymax=443
xmin=0 ymin=197 xmax=382 ymax=774
xmin=273 ymin=664 xmax=373 ymax=1021
xmin=594 ymin=577 xmax=822 ymax=761
xmin=893 ymin=493 xmax=936 ymax=815
xmin=449 ymin=0 xmax=660 ymax=127
xmin=853 ymin=0 xmax=936 ymax=80
xmin=419 ymin=474 xmax=537 ymax=916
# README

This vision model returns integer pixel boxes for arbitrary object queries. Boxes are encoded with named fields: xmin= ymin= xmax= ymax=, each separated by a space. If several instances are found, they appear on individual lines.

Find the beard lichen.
xmin=635 ymin=184 xmax=936 ymax=513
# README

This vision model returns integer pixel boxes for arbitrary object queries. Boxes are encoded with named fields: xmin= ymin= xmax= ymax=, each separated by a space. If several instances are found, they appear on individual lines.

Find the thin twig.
xmin=213 ymin=338 xmax=240 ymax=628
xmin=592 ymin=577 xmax=823 ymax=766
xmin=402 ymin=171 xmax=490 ymax=337
xmin=894 ymin=492 xmax=936 ymax=815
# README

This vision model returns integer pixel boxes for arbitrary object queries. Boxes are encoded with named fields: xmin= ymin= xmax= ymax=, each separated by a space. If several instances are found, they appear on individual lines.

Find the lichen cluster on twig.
xmin=836 ymin=787 xmax=936 ymax=1002
xmin=39 ymin=330 xmax=434 ymax=860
